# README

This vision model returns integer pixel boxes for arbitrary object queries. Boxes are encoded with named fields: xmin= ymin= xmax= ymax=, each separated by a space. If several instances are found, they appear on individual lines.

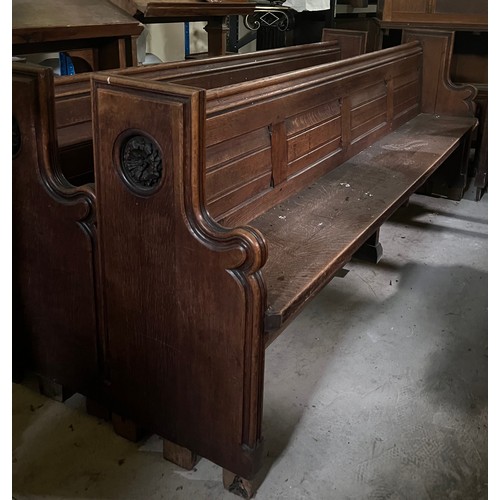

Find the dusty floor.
xmin=12 ymin=190 xmax=488 ymax=499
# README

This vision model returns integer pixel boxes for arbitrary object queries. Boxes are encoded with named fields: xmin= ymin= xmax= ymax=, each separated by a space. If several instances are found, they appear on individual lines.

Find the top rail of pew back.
xmin=53 ymin=31 xmax=363 ymax=135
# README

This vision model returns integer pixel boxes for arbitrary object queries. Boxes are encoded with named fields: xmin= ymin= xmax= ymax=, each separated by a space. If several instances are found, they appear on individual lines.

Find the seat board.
xmin=250 ymin=113 xmax=476 ymax=335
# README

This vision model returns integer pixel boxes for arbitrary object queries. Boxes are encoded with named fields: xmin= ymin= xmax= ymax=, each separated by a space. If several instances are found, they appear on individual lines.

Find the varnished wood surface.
xmin=321 ymin=28 xmax=367 ymax=59
xmin=376 ymin=0 xmax=487 ymax=26
xmin=203 ymin=42 xmax=423 ymax=225
xmin=250 ymin=114 xmax=476 ymax=334
xmin=12 ymin=0 xmax=143 ymax=43
xmin=15 ymin=28 xmax=478 ymax=492
xmin=374 ymin=18 xmax=488 ymax=32
xmin=12 ymin=64 xmax=101 ymax=396
xmin=52 ymin=38 xmax=345 ymax=175
xmin=136 ymin=1 xmax=255 ymax=19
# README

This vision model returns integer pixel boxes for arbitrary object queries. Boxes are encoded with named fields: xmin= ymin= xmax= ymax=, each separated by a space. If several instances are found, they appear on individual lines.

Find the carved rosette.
xmin=13 ymin=116 xmax=21 ymax=157
xmin=120 ymin=134 xmax=163 ymax=193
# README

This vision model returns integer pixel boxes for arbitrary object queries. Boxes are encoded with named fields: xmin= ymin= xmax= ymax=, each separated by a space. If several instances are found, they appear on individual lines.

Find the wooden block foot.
xmin=111 ymin=413 xmax=148 ymax=442
xmin=353 ymin=230 xmax=383 ymax=264
xmin=163 ymin=439 xmax=199 ymax=470
xmin=223 ymin=469 xmax=260 ymax=499
xmin=86 ymin=397 xmax=111 ymax=421
xmin=37 ymin=375 xmax=74 ymax=402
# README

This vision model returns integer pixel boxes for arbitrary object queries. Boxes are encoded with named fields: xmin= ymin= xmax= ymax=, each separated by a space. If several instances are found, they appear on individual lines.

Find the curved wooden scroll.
xmin=12 ymin=64 xmax=101 ymax=395
xmin=91 ymin=74 xmax=268 ymax=479
xmin=402 ymin=29 xmax=477 ymax=117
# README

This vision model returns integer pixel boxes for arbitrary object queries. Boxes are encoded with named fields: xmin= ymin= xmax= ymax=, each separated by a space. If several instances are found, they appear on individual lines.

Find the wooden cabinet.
xmin=377 ymin=0 xmax=487 ymax=26
xmin=12 ymin=0 xmax=144 ymax=71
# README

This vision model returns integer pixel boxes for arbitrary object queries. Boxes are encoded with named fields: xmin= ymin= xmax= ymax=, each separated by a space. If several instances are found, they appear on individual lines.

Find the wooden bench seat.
xmin=256 ymin=113 xmax=476 ymax=336
xmin=14 ymin=28 xmax=477 ymax=499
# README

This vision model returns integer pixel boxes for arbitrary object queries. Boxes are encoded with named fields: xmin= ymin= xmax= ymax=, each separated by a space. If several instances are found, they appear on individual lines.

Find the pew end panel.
xmin=402 ymin=29 xmax=478 ymax=200
xmin=322 ymin=28 xmax=368 ymax=59
xmin=91 ymin=75 xmax=268 ymax=479
xmin=12 ymin=63 xmax=101 ymax=397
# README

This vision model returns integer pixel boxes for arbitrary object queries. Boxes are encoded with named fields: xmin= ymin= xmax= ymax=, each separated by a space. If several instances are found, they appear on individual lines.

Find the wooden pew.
xmin=12 ymin=66 xmax=100 ymax=398
xmin=89 ymin=30 xmax=476 ymax=496
xmin=53 ymin=30 xmax=364 ymax=185
xmin=12 ymin=30 xmax=365 ymax=398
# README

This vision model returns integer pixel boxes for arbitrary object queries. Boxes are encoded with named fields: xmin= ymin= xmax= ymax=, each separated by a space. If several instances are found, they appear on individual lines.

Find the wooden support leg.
xmin=223 ymin=469 xmax=261 ymax=499
xmin=111 ymin=413 xmax=148 ymax=442
xmin=37 ymin=375 xmax=74 ymax=402
xmin=353 ymin=229 xmax=383 ymax=264
xmin=163 ymin=439 xmax=199 ymax=470
xmin=204 ymin=16 xmax=229 ymax=57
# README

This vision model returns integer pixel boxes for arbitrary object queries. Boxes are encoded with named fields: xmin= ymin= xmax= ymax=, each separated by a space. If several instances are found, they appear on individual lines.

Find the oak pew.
xmin=12 ymin=30 xmax=366 ymax=400
xmin=89 ymin=30 xmax=477 ymax=496
xmin=53 ymin=29 xmax=364 ymax=185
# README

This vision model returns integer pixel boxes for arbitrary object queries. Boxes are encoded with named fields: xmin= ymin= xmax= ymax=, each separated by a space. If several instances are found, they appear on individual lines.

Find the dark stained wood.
xmin=133 ymin=0 xmax=256 ymax=57
xmin=12 ymin=63 xmax=102 ymax=400
xmin=252 ymin=114 xmax=476 ymax=334
xmin=112 ymin=414 xmax=149 ymax=442
xmin=92 ymin=75 xmax=267 ymax=479
xmin=136 ymin=1 xmax=256 ymax=19
xmin=202 ymin=42 xmax=423 ymax=224
xmin=11 ymin=32 xmax=355 ymax=404
xmin=15 ymin=28 xmax=477 ymax=497
xmin=86 ymin=397 xmax=112 ymax=420
xmin=163 ymin=439 xmax=200 ymax=470
xmin=376 ymin=0 xmax=487 ymax=26
xmin=49 ymin=39 xmax=345 ymax=181
xmin=12 ymin=0 xmax=142 ymax=69
xmin=353 ymin=229 xmax=383 ymax=263
xmin=89 ymin=31 xmax=476 ymax=490
xmin=473 ymin=84 xmax=488 ymax=201
xmin=402 ymin=29 xmax=476 ymax=117
xmin=322 ymin=28 xmax=367 ymax=59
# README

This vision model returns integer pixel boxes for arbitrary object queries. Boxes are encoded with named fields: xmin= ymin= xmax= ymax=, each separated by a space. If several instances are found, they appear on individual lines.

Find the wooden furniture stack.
xmin=13 ymin=29 xmax=477 ymax=497
xmin=12 ymin=0 xmax=144 ymax=71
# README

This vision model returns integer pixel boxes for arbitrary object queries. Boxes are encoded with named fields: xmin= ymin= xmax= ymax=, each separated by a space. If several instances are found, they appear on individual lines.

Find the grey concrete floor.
xmin=12 ymin=191 xmax=488 ymax=500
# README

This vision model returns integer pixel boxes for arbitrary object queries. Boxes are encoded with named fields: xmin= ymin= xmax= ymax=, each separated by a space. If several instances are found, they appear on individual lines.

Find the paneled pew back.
xmin=12 ymin=30 xmax=365 ymax=397
xmin=53 ymin=30 xmax=360 ymax=185
xmin=90 ymin=30 xmax=476 ymax=496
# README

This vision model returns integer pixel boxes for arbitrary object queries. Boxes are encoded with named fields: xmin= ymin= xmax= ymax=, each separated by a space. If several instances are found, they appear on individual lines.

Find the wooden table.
xmin=132 ymin=0 xmax=257 ymax=57
xmin=12 ymin=0 xmax=144 ymax=70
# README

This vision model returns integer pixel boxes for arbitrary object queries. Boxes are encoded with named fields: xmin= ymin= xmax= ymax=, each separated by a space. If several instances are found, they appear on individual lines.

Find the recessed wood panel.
xmin=208 ymin=173 xmax=273 ymax=220
xmin=206 ymin=148 xmax=272 ymax=203
xmin=394 ymin=79 xmax=419 ymax=103
xmin=393 ymin=0 xmax=428 ymax=13
xmin=206 ymin=127 xmax=270 ymax=170
xmin=287 ymin=115 xmax=342 ymax=163
xmin=350 ymin=81 xmax=386 ymax=108
xmin=351 ymin=94 xmax=387 ymax=130
xmin=286 ymin=100 xmax=341 ymax=136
